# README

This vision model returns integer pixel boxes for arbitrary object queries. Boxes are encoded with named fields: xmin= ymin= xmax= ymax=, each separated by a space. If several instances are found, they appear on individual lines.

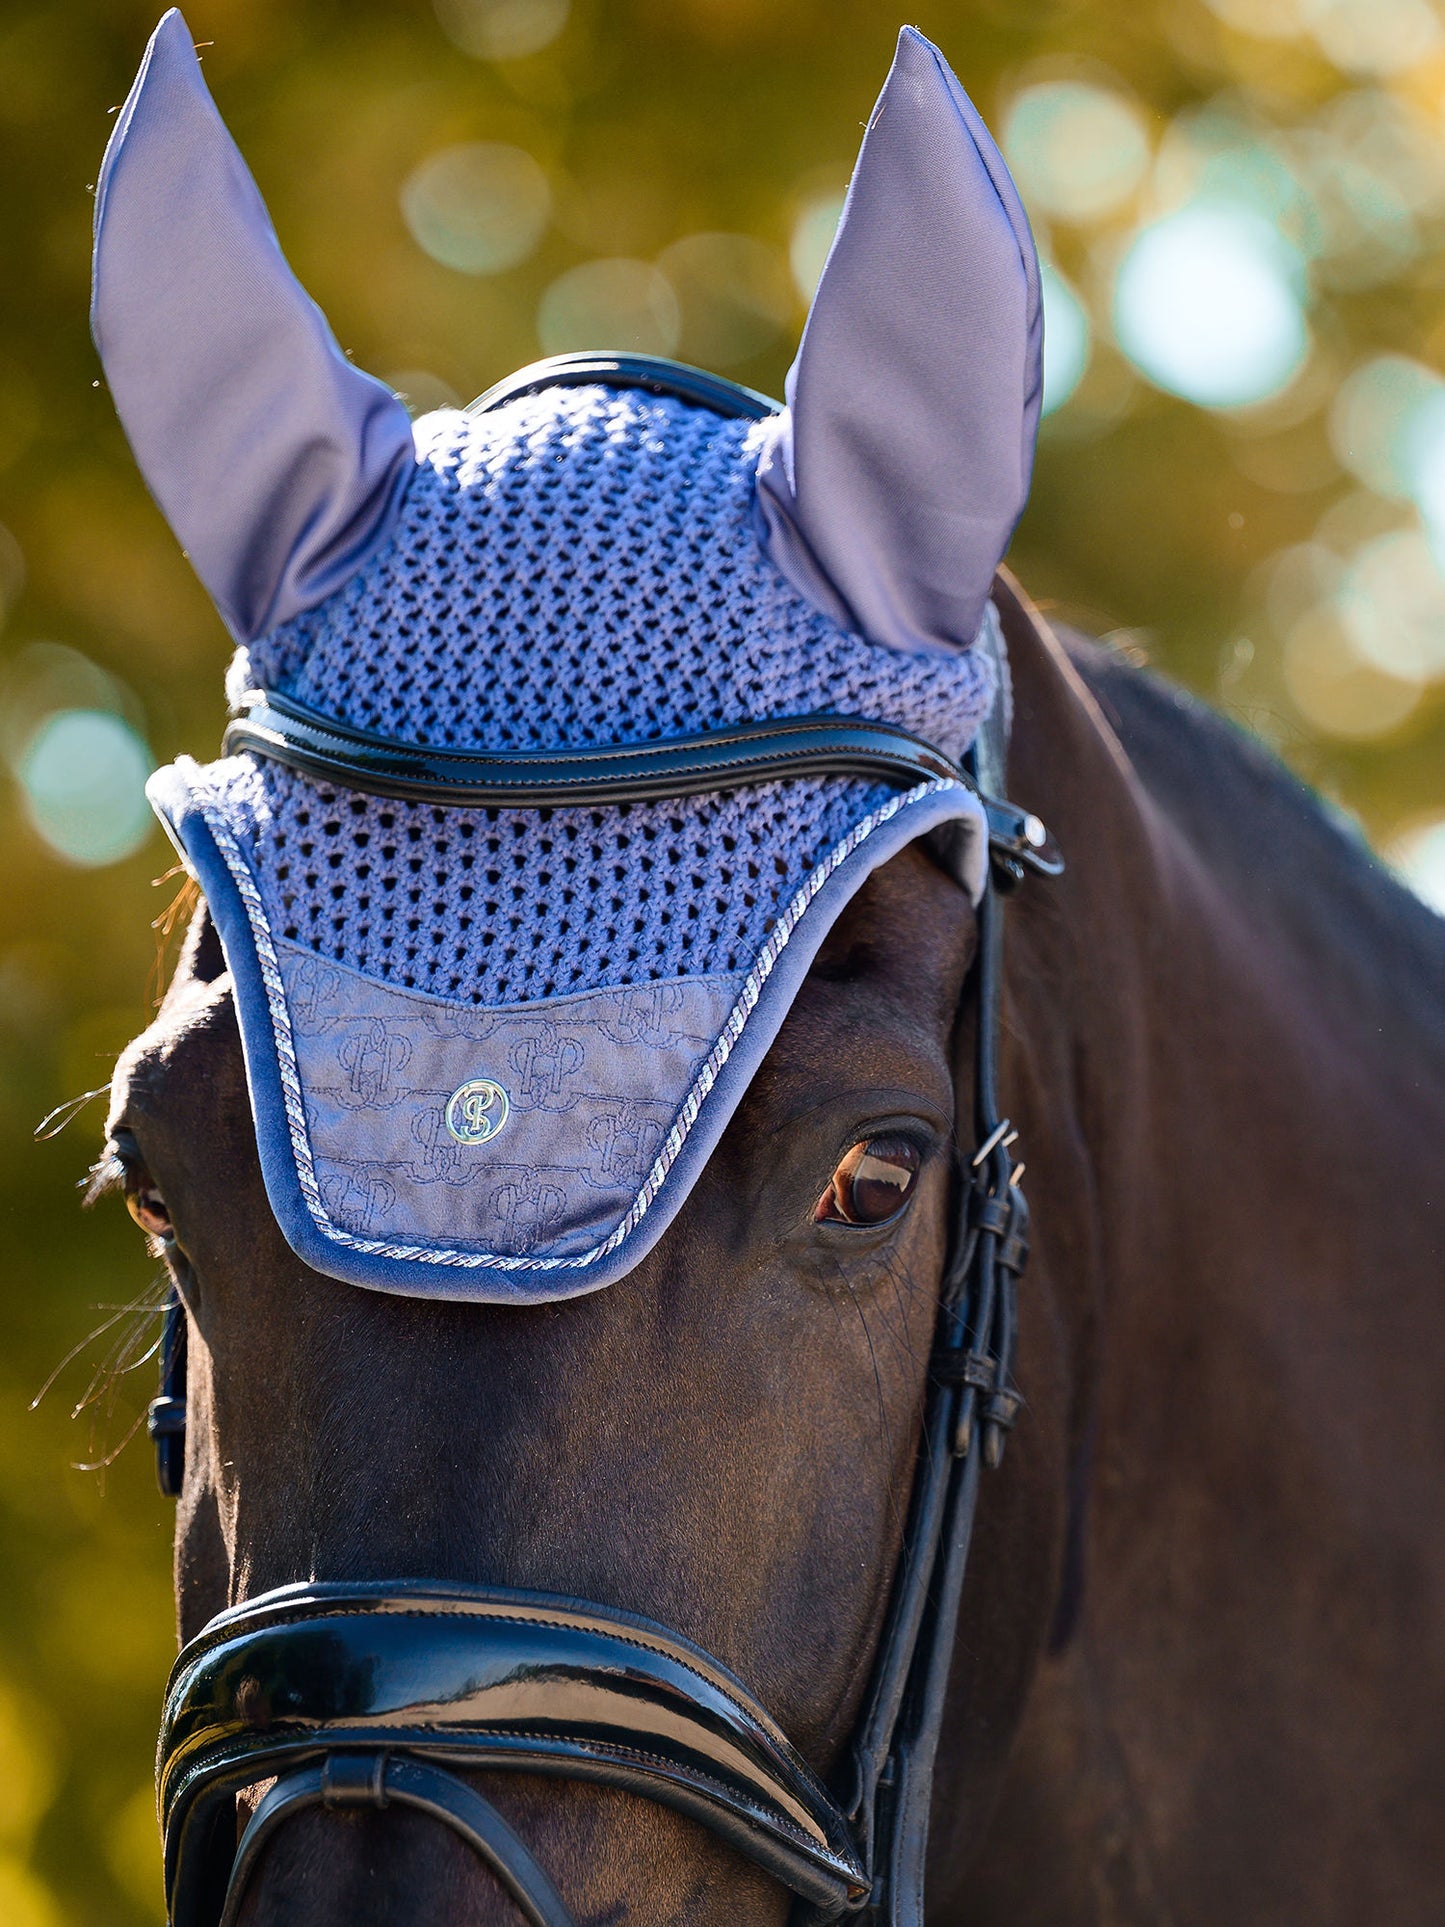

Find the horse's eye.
xmin=814 ymin=1136 xmax=922 ymax=1227
xmin=126 ymin=1183 xmax=172 ymax=1240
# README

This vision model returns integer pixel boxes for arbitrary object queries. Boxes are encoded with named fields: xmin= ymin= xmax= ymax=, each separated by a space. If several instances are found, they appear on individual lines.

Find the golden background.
xmin=1 ymin=1 xmax=1441 ymax=1918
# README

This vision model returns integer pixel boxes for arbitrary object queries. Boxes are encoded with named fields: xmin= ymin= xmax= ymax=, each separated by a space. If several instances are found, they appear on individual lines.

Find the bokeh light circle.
xmin=1040 ymin=266 xmax=1091 ymax=416
xmin=401 ymin=143 xmax=550 ymax=275
xmin=537 ymin=259 xmax=680 ymax=355
xmin=1334 ymin=529 xmax=1445 ymax=683
xmin=433 ymin=0 xmax=570 ymax=61
xmin=1282 ymin=607 xmax=1419 ymax=739
xmin=17 ymin=710 xmax=153 ymax=868
xmin=1206 ymin=0 xmax=1445 ymax=72
xmin=1328 ymin=356 xmax=1445 ymax=564
xmin=1302 ymin=0 xmax=1442 ymax=78
xmin=1003 ymin=81 xmax=1151 ymax=223
xmin=1328 ymin=355 xmax=1442 ymax=498
xmin=1113 ymin=205 xmax=1309 ymax=408
xmin=657 ymin=233 xmax=792 ymax=368
xmin=1412 ymin=429 xmax=1445 ymax=567
xmin=1201 ymin=0 xmax=1309 ymax=39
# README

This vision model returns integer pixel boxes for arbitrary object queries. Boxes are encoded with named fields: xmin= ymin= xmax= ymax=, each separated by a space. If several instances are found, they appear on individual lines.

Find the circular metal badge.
xmin=444 ymin=1078 xmax=510 ymax=1146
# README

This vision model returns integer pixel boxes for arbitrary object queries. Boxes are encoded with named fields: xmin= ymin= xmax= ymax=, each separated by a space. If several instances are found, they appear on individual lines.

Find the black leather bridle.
xmin=148 ymin=355 xmax=1062 ymax=1927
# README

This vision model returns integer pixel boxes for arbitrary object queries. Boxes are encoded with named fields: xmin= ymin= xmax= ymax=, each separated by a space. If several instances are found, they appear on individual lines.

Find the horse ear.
xmin=91 ymin=10 xmax=415 ymax=644
xmin=756 ymin=26 xmax=1043 ymax=654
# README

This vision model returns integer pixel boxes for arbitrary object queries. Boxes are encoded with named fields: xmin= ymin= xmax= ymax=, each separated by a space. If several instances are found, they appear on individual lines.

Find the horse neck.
xmin=990 ymin=581 xmax=1445 ymax=1910
xmin=1052 ymin=637 xmax=1445 ymax=1506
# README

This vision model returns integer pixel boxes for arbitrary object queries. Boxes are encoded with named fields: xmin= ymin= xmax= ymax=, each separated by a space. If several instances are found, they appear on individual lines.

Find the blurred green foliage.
xmin=0 ymin=0 xmax=1441 ymax=1918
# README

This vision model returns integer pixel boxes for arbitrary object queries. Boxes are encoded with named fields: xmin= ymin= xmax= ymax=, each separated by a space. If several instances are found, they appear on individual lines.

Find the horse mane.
xmin=1064 ymin=631 xmax=1444 ymax=1034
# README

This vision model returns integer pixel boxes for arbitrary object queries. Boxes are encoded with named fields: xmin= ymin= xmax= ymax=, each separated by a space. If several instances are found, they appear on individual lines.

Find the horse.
xmin=89 ymin=13 xmax=1445 ymax=1927
xmin=102 ymin=575 xmax=1445 ymax=1924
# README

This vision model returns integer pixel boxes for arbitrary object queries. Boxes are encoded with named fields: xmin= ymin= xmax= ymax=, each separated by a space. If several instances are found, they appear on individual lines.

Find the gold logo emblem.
xmin=444 ymin=1078 xmax=510 ymax=1146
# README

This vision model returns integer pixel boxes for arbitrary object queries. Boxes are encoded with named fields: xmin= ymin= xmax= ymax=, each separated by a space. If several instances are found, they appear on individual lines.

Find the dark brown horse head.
xmin=103 ymin=614 xmax=1076 ymax=1925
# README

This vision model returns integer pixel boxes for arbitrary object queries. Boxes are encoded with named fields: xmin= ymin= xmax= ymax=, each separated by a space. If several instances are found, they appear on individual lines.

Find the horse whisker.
xmin=33 ymin=1277 xmax=169 ymax=1487
xmin=72 ymin=1402 xmax=152 ymax=1475
xmin=33 ymin=1087 xmax=111 ymax=1142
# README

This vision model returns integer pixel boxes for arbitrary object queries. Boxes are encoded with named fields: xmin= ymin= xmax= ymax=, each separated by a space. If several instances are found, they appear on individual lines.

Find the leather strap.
xmin=147 ymin=1288 xmax=186 ymax=1497
xmin=159 ymin=1581 xmax=867 ymax=1926
xmin=222 ymin=689 xmax=1063 ymax=878
xmin=224 ymin=689 xmax=965 ymax=806
xmin=219 ymin=1755 xmax=576 ymax=1927
xmin=469 ymin=350 xmax=778 ymax=423
xmin=839 ymin=850 xmax=1026 ymax=1927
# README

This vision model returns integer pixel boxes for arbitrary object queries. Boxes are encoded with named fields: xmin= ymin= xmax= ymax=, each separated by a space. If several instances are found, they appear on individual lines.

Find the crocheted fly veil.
xmin=94 ymin=13 xmax=1043 ymax=1300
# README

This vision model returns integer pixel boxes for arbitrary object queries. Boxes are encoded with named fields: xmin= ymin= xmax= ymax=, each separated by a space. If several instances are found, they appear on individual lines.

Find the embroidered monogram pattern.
xmin=336 ymin=1019 xmax=412 ymax=1109
xmin=278 ymin=939 xmax=735 ymax=1258
xmin=598 ymin=984 xmax=691 ymax=1049
xmin=489 ymin=1170 xmax=567 ymax=1251
xmin=408 ymin=1107 xmax=486 ymax=1186
xmin=585 ymin=1102 xmax=666 ymax=1185
xmin=508 ymin=1025 xmax=585 ymax=1111
xmin=319 ymin=1170 xmax=397 ymax=1236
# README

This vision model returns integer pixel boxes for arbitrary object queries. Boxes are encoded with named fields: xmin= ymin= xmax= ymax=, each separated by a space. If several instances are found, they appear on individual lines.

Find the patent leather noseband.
xmin=150 ymin=353 xmax=1058 ymax=1927
xmin=161 ymin=1582 xmax=868 ymax=1926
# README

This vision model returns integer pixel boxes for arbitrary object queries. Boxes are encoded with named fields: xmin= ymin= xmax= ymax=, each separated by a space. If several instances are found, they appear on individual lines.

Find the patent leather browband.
xmin=224 ymin=689 xmax=1064 ymax=881
xmin=226 ymin=689 xmax=961 ymax=804
xmin=159 ymin=1580 xmax=867 ymax=1927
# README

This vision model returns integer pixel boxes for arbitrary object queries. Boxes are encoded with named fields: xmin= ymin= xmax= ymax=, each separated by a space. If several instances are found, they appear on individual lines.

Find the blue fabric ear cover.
xmin=756 ymin=26 xmax=1043 ymax=655
xmin=90 ymin=9 xmax=415 ymax=645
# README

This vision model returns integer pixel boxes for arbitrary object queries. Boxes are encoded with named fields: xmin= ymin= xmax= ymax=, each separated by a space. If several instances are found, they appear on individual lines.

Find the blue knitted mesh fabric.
xmin=227 ymin=384 xmax=996 ymax=1006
